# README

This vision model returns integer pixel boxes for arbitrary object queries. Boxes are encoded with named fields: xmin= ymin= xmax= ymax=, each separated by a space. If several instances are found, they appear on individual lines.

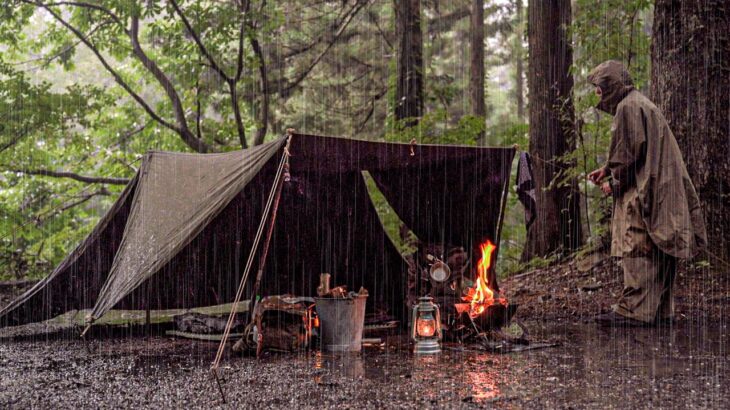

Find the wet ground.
xmin=1 ymin=320 xmax=727 ymax=409
xmin=2 ymin=260 xmax=728 ymax=409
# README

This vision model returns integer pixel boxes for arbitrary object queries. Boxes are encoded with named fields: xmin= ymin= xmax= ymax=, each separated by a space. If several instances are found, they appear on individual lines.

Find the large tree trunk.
xmin=395 ymin=0 xmax=424 ymax=125
xmin=523 ymin=0 xmax=582 ymax=260
xmin=651 ymin=0 xmax=730 ymax=260
xmin=469 ymin=0 xmax=486 ymax=128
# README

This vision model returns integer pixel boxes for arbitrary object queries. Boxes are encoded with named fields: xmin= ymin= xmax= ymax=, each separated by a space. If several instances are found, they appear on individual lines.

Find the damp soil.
xmin=501 ymin=254 xmax=730 ymax=324
xmin=1 ymin=259 xmax=728 ymax=409
xmin=0 ymin=321 xmax=728 ymax=409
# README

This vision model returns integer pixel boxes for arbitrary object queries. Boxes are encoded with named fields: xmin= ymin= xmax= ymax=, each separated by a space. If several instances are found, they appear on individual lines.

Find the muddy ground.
xmin=1 ymin=323 xmax=727 ymax=409
xmin=1 ymin=257 xmax=728 ymax=409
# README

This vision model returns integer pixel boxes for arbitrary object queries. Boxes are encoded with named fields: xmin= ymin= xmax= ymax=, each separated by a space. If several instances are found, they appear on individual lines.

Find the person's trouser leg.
xmin=613 ymin=249 xmax=677 ymax=323
xmin=656 ymin=252 xmax=677 ymax=321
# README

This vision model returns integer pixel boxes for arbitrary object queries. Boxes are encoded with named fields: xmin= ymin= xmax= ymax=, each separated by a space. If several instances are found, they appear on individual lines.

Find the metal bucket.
xmin=314 ymin=295 xmax=367 ymax=352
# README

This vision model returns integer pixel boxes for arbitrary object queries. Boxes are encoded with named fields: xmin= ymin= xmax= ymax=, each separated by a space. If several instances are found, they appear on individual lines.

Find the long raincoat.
xmin=588 ymin=60 xmax=707 ymax=322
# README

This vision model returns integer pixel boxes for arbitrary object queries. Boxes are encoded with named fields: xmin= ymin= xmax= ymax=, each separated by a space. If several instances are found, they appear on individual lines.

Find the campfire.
xmin=457 ymin=240 xmax=507 ymax=318
xmin=414 ymin=239 xmax=537 ymax=354
xmin=420 ymin=240 xmax=517 ymax=343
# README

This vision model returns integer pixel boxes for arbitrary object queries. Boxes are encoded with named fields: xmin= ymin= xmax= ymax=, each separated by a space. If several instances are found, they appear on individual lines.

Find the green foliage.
xmin=689 ymin=259 xmax=711 ymax=271
xmin=572 ymin=0 xmax=653 ymax=89
xmin=385 ymin=111 xmax=485 ymax=145
xmin=523 ymin=254 xmax=559 ymax=270
xmin=0 ymin=60 xmax=129 ymax=280
xmin=0 ymin=0 xmax=277 ymax=279
xmin=361 ymin=172 xmax=417 ymax=256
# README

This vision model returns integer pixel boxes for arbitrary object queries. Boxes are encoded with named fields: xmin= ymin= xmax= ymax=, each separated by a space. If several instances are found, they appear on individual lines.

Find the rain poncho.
xmin=588 ymin=60 xmax=707 ymax=259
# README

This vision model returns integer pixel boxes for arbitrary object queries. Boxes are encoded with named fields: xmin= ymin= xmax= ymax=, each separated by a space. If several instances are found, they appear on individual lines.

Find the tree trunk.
xmin=251 ymin=35 xmax=269 ymax=146
xmin=514 ymin=0 xmax=525 ymax=120
xmin=523 ymin=0 xmax=582 ymax=260
xmin=395 ymin=0 xmax=424 ymax=126
xmin=651 ymin=0 xmax=730 ymax=260
xmin=469 ymin=0 xmax=486 ymax=131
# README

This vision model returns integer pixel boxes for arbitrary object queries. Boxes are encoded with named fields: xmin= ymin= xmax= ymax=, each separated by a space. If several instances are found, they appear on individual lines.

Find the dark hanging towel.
xmin=516 ymin=152 xmax=536 ymax=228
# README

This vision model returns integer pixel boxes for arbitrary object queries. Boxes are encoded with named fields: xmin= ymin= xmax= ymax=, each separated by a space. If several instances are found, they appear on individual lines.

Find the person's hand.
xmin=588 ymin=167 xmax=607 ymax=185
xmin=601 ymin=181 xmax=612 ymax=196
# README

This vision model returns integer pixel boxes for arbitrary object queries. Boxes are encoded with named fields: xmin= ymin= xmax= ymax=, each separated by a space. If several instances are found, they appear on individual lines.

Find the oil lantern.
xmin=411 ymin=296 xmax=442 ymax=354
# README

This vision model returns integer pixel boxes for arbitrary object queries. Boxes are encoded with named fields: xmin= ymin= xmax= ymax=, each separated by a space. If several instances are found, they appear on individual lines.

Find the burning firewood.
xmin=460 ymin=240 xmax=507 ymax=318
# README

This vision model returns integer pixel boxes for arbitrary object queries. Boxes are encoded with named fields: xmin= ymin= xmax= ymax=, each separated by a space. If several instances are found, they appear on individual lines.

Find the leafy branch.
xmin=21 ymin=0 xmax=210 ymax=151
xmin=5 ymin=168 xmax=131 ymax=185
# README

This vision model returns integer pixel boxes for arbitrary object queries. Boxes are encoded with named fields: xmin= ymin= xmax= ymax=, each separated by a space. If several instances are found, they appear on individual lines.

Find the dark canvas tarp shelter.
xmin=0 ymin=134 xmax=515 ymax=328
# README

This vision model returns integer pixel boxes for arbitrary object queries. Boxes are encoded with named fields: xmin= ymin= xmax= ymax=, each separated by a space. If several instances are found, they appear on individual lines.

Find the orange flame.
xmin=462 ymin=240 xmax=498 ymax=317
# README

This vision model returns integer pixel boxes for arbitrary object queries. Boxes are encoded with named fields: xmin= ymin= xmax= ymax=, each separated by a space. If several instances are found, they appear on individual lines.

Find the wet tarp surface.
xmin=1 ymin=134 xmax=515 ymax=327
xmin=90 ymin=140 xmax=284 ymax=319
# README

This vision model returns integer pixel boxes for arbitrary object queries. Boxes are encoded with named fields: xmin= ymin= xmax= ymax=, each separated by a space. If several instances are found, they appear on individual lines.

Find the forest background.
xmin=0 ymin=0 xmax=727 ymax=281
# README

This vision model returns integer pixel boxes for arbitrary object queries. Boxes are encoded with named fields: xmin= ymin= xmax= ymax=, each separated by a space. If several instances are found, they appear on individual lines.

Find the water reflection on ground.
xmin=295 ymin=321 xmax=729 ymax=407
xmin=1 ymin=321 xmax=727 ymax=408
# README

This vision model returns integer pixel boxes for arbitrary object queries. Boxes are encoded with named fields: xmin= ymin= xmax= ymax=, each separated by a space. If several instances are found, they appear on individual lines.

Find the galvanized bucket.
xmin=314 ymin=295 xmax=367 ymax=352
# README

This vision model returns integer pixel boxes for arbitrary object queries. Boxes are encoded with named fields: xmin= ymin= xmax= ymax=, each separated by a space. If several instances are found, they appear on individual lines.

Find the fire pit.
xmin=452 ymin=240 xmax=517 ymax=335
xmin=409 ymin=239 xmax=518 ymax=345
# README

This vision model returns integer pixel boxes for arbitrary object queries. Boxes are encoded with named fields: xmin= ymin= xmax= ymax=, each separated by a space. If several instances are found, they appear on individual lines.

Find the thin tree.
xmin=469 ymin=0 xmax=487 ymax=139
xmin=523 ymin=0 xmax=582 ymax=260
xmin=513 ymin=0 xmax=525 ymax=120
xmin=395 ymin=0 xmax=424 ymax=126
xmin=651 ymin=0 xmax=730 ymax=260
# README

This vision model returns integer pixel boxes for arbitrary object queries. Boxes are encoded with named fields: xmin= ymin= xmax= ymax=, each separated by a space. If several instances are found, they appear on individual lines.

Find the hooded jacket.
xmin=588 ymin=60 xmax=707 ymax=258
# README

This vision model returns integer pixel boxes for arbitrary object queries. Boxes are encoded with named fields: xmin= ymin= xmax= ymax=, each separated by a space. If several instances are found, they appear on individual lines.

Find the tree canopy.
xmin=0 ymin=0 xmax=668 ymax=279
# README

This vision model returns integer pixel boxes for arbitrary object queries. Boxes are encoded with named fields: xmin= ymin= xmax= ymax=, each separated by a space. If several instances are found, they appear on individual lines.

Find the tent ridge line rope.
xmin=210 ymin=135 xmax=291 ymax=402
xmin=212 ymin=137 xmax=288 ymax=366
xmin=211 ymin=139 xmax=286 ymax=366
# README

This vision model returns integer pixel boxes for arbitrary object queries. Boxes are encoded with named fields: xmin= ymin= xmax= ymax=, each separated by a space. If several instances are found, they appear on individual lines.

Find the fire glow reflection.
xmin=466 ymin=360 xmax=501 ymax=401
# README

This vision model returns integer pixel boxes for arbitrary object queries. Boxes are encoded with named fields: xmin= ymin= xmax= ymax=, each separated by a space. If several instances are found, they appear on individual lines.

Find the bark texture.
xmin=523 ymin=0 xmax=582 ymax=260
xmin=395 ymin=0 xmax=424 ymax=125
xmin=651 ymin=0 xmax=730 ymax=259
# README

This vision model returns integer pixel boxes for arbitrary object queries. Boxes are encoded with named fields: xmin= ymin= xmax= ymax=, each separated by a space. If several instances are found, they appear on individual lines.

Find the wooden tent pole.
xmin=247 ymin=142 xmax=291 ymax=323
xmin=210 ymin=133 xmax=293 ymax=402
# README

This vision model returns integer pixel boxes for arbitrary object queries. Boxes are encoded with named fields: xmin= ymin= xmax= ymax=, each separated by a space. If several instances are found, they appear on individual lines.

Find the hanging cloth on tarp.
xmin=516 ymin=152 xmax=536 ymax=228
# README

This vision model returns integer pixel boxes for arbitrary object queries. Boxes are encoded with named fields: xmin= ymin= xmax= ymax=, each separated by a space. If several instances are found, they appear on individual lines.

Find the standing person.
xmin=586 ymin=60 xmax=707 ymax=327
